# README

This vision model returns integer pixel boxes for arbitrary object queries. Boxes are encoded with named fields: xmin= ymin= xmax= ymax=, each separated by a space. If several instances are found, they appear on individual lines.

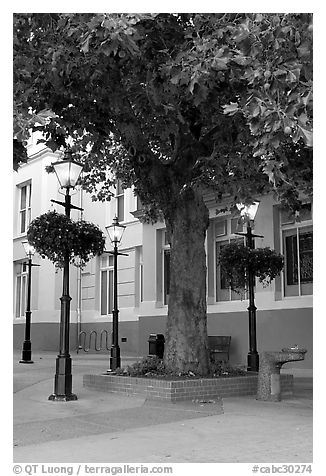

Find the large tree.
xmin=13 ymin=13 xmax=312 ymax=374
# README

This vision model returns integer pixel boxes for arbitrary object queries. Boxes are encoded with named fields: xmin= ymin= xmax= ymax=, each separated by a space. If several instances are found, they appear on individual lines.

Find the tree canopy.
xmin=13 ymin=13 xmax=313 ymax=373
xmin=14 ymin=13 xmax=313 ymax=212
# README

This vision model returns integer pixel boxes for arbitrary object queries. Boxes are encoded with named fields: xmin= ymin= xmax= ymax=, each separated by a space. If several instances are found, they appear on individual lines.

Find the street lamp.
xmin=48 ymin=155 xmax=83 ymax=401
xmin=236 ymin=202 xmax=263 ymax=373
xmin=19 ymin=241 xmax=39 ymax=364
xmin=105 ymin=216 xmax=126 ymax=371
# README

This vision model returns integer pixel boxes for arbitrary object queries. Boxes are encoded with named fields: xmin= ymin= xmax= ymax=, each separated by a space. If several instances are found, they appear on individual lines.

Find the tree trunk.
xmin=164 ymin=187 xmax=210 ymax=375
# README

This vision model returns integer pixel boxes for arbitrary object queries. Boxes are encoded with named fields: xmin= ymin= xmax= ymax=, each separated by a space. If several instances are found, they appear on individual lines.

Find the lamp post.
xmin=48 ymin=155 xmax=83 ymax=401
xmin=236 ymin=202 xmax=263 ymax=373
xmin=19 ymin=241 xmax=39 ymax=364
xmin=105 ymin=216 xmax=126 ymax=371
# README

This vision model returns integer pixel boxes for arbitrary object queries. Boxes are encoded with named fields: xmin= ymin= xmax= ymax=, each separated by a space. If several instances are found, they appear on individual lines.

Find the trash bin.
xmin=148 ymin=333 xmax=165 ymax=359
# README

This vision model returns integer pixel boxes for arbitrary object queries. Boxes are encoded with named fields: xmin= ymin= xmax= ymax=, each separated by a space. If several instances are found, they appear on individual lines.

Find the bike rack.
xmin=78 ymin=329 xmax=112 ymax=352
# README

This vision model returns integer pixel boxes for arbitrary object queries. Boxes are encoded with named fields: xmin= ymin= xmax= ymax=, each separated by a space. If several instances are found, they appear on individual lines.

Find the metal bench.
xmin=208 ymin=336 xmax=231 ymax=362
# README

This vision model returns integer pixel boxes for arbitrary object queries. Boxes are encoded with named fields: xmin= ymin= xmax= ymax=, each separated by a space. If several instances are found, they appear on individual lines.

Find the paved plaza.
xmin=13 ymin=351 xmax=313 ymax=465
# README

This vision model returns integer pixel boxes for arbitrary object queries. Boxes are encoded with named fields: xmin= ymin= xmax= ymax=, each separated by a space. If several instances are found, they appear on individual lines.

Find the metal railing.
xmin=78 ymin=329 xmax=112 ymax=352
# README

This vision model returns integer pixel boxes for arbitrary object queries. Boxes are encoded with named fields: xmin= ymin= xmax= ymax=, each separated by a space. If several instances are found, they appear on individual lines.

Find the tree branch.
xmin=199 ymin=124 xmax=220 ymax=149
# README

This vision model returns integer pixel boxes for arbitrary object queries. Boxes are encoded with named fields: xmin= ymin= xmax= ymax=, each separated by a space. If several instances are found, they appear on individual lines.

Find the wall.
xmin=138 ymin=307 xmax=312 ymax=374
xmin=207 ymin=308 xmax=312 ymax=371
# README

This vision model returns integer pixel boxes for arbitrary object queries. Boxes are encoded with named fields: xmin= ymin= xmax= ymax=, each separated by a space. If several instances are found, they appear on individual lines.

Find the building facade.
xmin=13 ymin=144 xmax=313 ymax=375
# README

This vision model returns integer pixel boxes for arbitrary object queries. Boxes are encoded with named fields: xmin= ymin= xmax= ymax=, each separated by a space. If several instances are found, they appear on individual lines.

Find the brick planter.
xmin=83 ymin=373 xmax=293 ymax=402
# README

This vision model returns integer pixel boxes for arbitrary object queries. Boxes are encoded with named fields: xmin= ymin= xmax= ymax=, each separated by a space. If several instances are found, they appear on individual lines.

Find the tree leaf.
xmin=212 ymin=57 xmax=229 ymax=70
xmin=80 ymin=35 xmax=90 ymax=54
xmin=298 ymin=126 xmax=313 ymax=147
xmin=222 ymin=102 xmax=239 ymax=115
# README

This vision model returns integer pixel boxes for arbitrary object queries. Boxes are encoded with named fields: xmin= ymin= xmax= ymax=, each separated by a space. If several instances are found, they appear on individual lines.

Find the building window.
xmin=156 ymin=230 xmax=171 ymax=306
xmin=163 ymin=248 xmax=170 ymax=305
xmin=15 ymin=262 xmax=28 ymax=318
xmin=281 ymin=204 xmax=313 ymax=297
xmin=136 ymin=194 xmax=143 ymax=211
xmin=116 ymin=179 xmax=124 ymax=222
xmin=215 ymin=216 xmax=245 ymax=302
xmin=139 ymin=262 xmax=144 ymax=303
xmin=161 ymin=230 xmax=171 ymax=305
xmin=134 ymin=246 xmax=143 ymax=307
xmin=154 ymin=228 xmax=173 ymax=306
xmin=100 ymin=255 xmax=114 ymax=315
xmin=18 ymin=182 xmax=32 ymax=234
xmin=139 ymin=247 xmax=144 ymax=304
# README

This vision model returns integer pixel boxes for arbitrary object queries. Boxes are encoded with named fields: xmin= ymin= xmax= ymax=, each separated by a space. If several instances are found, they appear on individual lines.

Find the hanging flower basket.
xmin=27 ymin=211 xmax=106 ymax=267
xmin=218 ymin=241 xmax=284 ymax=292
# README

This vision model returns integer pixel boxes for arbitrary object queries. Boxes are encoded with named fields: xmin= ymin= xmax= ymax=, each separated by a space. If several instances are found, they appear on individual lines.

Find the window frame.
xmin=161 ymin=231 xmax=171 ymax=306
xmin=139 ymin=257 xmax=144 ymax=304
xmin=100 ymin=255 xmax=114 ymax=316
xmin=280 ymin=207 xmax=313 ymax=298
xmin=163 ymin=247 xmax=170 ymax=306
xmin=115 ymin=179 xmax=125 ymax=222
xmin=214 ymin=216 xmax=245 ymax=303
xmin=136 ymin=194 xmax=143 ymax=212
xmin=15 ymin=262 xmax=28 ymax=318
xmin=18 ymin=182 xmax=32 ymax=235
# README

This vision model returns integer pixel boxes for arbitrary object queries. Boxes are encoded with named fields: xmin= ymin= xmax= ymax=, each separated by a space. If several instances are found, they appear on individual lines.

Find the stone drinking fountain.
xmin=257 ymin=346 xmax=307 ymax=401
